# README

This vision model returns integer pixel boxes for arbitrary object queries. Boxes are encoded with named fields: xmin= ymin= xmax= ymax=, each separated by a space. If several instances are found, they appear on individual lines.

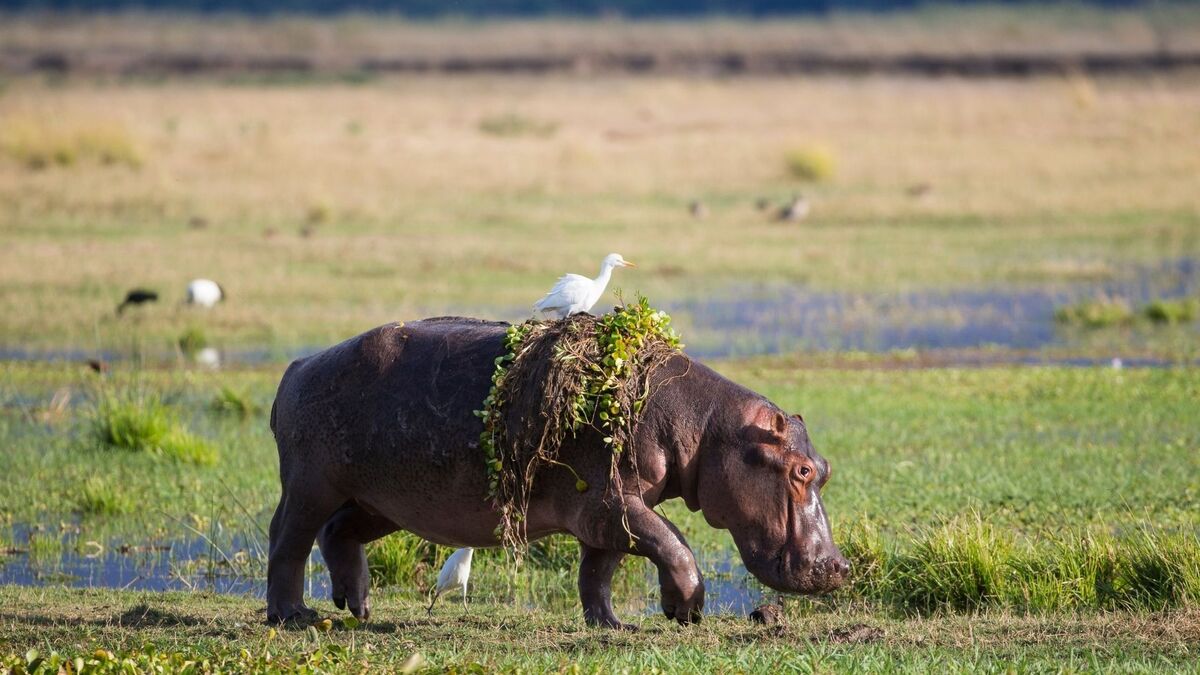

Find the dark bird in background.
xmin=755 ymin=197 xmax=772 ymax=212
xmin=688 ymin=200 xmax=709 ymax=220
xmin=116 ymin=289 xmax=158 ymax=315
xmin=86 ymin=359 xmax=109 ymax=375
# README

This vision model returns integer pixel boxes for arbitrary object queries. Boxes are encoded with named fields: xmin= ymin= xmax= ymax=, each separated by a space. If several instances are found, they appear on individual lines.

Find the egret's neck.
xmin=594 ymin=263 xmax=616 ymax=287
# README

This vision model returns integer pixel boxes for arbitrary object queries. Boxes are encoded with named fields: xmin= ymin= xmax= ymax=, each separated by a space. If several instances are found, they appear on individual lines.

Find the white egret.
xmin=427 ymin=547 xmax=474 ymax=615
xmin=532 ymin=253 xmax=635 ymax=320
xmin=186 ymin=278 xmax=225 ymax=308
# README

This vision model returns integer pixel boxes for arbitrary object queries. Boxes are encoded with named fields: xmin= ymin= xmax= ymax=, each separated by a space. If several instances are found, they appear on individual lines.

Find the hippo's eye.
xmin=800 ymin=466 xmax=811 ymax=477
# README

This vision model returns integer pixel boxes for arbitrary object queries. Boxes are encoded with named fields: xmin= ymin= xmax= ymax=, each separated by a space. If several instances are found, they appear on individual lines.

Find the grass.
xmin=73 ymin=477 xmax=135 ymax=517
xmin=87 ymin=385 xmax=219 ymax=466
xmin=1144 ymin=297 xmax=1199 ymax=324
xmin=0 ymin=359 xmax=1198 ymax=668
xmin=1 ymin=73 xmax=1199 ymax=351
xmin=478 ymin=112 xmax=558 ymax=138
xmin=0 ymin=116 xmax=142 ymax=170
xmin=784 ymin=145 xmax=836 ymax=183
xmin=209 ymin=385 xmax=261 ymax=418
xmin=1054 ymin=295 xmax=1135 ymax=327
xmin=1 ymin=587 xmax=1198 ymax=672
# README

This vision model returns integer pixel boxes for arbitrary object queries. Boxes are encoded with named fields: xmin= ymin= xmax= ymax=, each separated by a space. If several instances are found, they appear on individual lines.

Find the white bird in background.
xmin=428 ymin=547 xmax=474 ymax=615
xmin=532 ymin=253 xmax=636 ymax=320
xmin=185 ymin=278 xmax=225 ymax=308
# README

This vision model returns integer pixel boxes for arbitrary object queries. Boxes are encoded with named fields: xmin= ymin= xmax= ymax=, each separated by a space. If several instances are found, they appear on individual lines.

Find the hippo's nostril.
xmin=836 ymin=557 xmax=851 ymax=577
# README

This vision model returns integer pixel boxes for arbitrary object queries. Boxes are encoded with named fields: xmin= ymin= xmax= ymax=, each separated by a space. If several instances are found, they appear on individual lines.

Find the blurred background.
xmin=1 ymin=0 xmax=1197 ymax=367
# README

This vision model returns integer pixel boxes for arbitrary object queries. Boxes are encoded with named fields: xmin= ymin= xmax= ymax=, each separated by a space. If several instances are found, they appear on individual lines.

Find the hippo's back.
xmin=270 ymin=318 xmax=510 ymax=485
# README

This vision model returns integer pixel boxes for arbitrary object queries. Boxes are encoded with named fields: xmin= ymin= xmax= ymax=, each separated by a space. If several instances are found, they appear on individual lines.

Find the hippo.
xmin=267 ymin=317 xmax=849 ymax=627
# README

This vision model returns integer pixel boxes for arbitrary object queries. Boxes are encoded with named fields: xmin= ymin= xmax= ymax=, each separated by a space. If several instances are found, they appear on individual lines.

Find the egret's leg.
xmin=426 ymin=590 xmax=441 ymax=616
xmin=462 ymin=583 xmax=468 ymax=610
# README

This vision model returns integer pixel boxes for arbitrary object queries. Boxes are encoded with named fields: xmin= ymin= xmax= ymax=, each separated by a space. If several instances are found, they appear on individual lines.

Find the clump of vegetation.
xmin=476 ymin=296 xmax=682 ymax=553
xmin=1143 ymin=297 xmax=1198 ymax=324
xmin=305 ymin=202 xmax=332 ymax=225
xmin=478 ymin=112 xmax=558 ymax=138
xmin=177 ymin=326 xmax=208 ymax=358
xmin=74 ymin=477 xmax=134 ymax=516
xmin=88 ymin=387 xmax=219 ymax=466
xmin=784 ymin=145 xmax=836 ymax=182
xmin=210 ymin=386 xmax=261 ymax=418
xmin=889 ymin=516 xmax=1015 ymax=612
xmin=1054 ymin=295 xmax=1134 ymax=328
xmin=840 ymin=516 xmax=1200 ymax=613
xmin=0 ymin=116 xmax=142 ymax=170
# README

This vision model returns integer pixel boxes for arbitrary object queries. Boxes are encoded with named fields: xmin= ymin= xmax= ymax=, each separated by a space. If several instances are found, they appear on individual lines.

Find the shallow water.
xmin=0 ymin=524 xmax=767 ymax=616
xmin=3 ymin=260 xmax=1195 ymax=367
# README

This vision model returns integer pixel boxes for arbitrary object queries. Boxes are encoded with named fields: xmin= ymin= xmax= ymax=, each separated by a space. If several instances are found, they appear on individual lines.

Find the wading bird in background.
xmin=186 ymin=278 xmax=225 ymax=308
xmin=532 ymin=253 xmax=635 ymax=319
xmin=777 ymin=194 xmax=810 ymax=222
xmin=116 ymin=289 xmax=158 ymax=315
xmin=427 ymin=547 xmax=474 ymax=615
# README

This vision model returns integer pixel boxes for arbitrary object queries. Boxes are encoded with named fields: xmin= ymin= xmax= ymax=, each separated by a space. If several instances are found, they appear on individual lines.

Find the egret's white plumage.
xmin=427 ymin=547 xmax=474 ymax=614
xmin=186 ymin=278 xmax=225 ymax=308
xmin=532 ymin=253 xmax=635 ymax=320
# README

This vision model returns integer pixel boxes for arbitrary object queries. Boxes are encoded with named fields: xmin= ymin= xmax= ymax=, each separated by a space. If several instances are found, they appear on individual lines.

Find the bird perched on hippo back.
xmin=532 ymin=253 xmax=635 ymax=320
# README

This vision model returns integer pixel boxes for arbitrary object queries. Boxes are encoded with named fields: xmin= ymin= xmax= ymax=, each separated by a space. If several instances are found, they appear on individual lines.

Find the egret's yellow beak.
xmin=623 ymin=260 xmax=637 ymax=267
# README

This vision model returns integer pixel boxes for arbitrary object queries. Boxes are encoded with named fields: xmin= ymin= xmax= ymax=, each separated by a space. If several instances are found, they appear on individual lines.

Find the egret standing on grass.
xmin=532 ymin=253 xmax=635 ymax=320
xmin=428 ymin=547 xmax=474 ymax=615
xmin=186 ymin=278 xmax=225 ymax=308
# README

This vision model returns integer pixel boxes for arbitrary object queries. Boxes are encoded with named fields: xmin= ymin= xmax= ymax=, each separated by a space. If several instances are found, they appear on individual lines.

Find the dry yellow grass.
xmin=0 ymin=73 xmax=1198 ymax=349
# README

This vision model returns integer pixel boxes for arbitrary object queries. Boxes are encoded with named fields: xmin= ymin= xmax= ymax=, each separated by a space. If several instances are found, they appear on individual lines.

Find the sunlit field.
xmin=2 ymin=73 xmax=1198 ymax=352
xmin=2 ymin=7 xmax=1200 ymax=672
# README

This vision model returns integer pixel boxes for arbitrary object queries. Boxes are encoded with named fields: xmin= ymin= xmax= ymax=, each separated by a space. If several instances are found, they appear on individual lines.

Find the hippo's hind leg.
xmin=266 ymin=484 xmax=343 ymax=624
xmin=318 ymin=501 xmax=401 ymax=621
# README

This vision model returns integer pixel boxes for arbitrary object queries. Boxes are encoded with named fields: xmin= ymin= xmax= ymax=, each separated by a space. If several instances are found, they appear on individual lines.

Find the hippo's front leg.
xmin=580 ymin=505 xmax=705 ymax=626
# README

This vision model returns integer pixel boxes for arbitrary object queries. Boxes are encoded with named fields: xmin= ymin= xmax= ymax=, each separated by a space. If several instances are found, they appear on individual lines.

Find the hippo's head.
xmin=698 ymin=403 xmax=849 ymax=594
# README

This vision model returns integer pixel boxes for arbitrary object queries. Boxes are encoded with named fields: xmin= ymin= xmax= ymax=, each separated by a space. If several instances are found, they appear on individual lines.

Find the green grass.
xmin=1144 ymin=297 xmax=1199 ymax=324
xmin=1054 ymin=295 xmax=1135 ymax=327
xmin=0 ymin=587 xmax=1198 ymax=673
xmin=1 ymin=359 xmax=1198 ymax=669
xmin=87 ymin=385 xmax=219 ymax=465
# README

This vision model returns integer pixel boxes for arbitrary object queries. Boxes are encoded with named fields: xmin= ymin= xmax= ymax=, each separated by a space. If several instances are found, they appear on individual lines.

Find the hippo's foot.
xmin=266 ymin=603 xmax=319 ymax=626
xmin=660 ymin=578 xmax=705 ymax=625
xmin=331 ymin=588 xmax=371 ymax=621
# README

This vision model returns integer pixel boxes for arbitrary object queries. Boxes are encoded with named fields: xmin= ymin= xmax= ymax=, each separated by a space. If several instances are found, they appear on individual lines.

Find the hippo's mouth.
xmin=749 ymin=495 xmax=848 ymax=594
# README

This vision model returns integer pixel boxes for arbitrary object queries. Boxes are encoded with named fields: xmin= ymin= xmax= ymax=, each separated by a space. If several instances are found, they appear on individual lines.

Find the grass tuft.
xmin=1054 ymin=295 xmax=1134 ymax=327
xmin=88 ymin=387 xmax=219 ymax=466
xmin=0 ymin=116 xmax=142 ymax=170
xmin=74 ymin=477 xmax=134 ymax=516
xmin=210 ymin=386 xmax=261 ymax=418
xmin=478 ymin=112 xmax=558 ymax=138
xmin=784 ymin=145 xmax=836 ymax=182
xmin=177 ymin=326 xmax=208 ymax=358
xmin=889 ymin=516 xmax=1013 ymax=613
xmin=1143 ymin=298 xmax=1198 ymax=324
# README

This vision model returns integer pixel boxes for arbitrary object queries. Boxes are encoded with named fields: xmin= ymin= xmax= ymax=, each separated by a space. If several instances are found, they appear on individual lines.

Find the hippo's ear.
xmin=744 ymin=405 xmax=788 ymax=443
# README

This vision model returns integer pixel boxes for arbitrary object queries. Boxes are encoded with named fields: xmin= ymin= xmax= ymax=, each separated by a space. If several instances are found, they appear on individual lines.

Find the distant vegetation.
xmin=0 ymin=117 xmax=142 ymax=171
xmin=784 ymin=145 xmax=836 ymax=183
xmin=1056 ymin=296 xmax=1199 ymax=328
xmin=0 ymin=0 xmax=1161 ymax=17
